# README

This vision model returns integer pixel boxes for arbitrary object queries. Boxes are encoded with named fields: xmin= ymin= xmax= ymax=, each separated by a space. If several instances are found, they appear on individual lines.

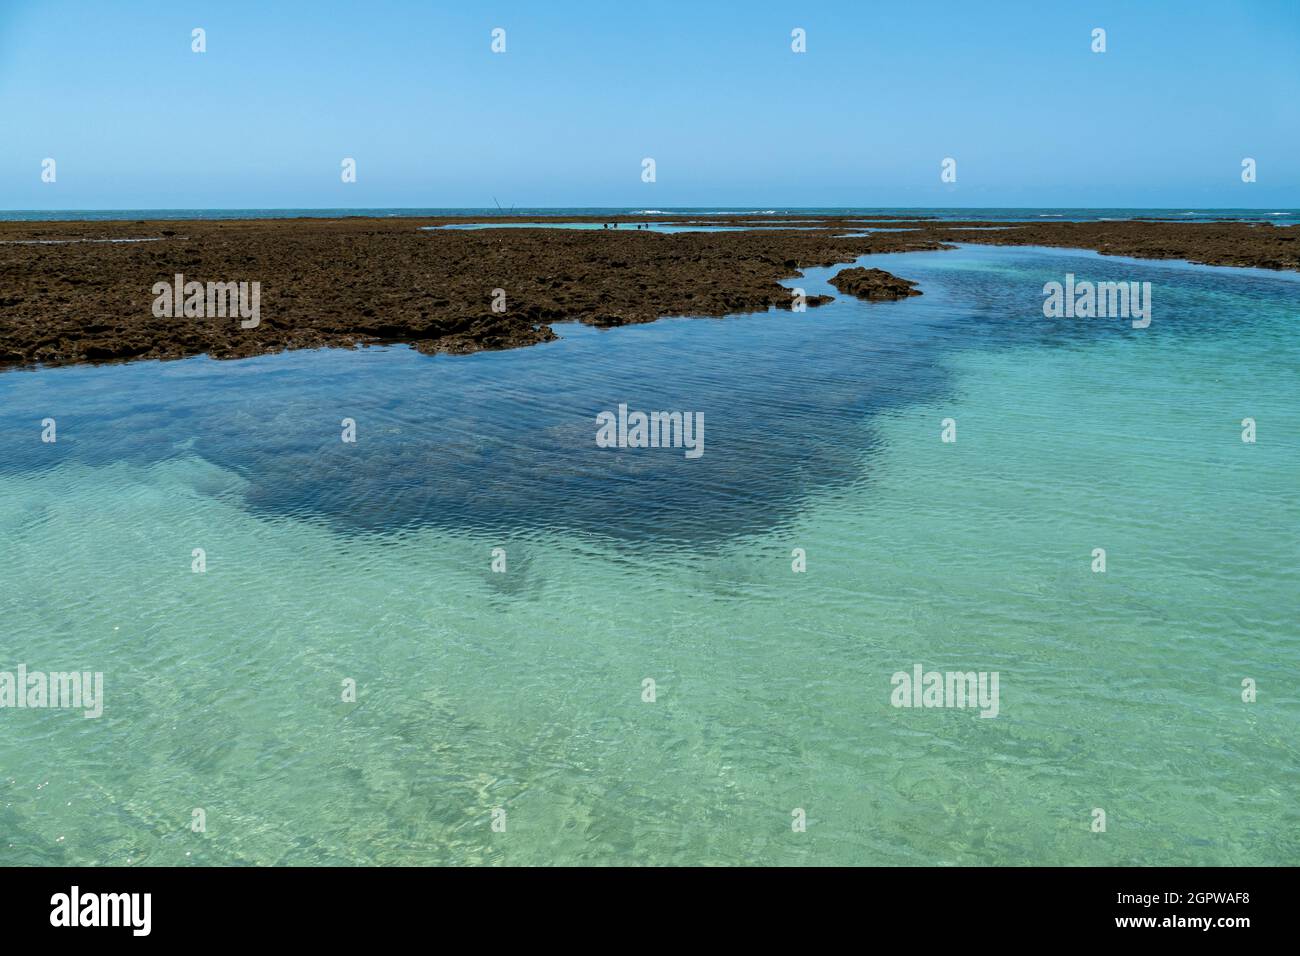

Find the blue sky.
xmin=1 ymin=0 xmax=1296 ymax=209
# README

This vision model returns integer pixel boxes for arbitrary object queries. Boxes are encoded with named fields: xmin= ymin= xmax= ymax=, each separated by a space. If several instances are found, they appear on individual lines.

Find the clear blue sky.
xmin=1 ymin=0 xmax=1296 ymax=209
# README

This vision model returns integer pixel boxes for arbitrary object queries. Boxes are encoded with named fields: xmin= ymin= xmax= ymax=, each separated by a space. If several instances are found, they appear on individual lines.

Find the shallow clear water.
xmin=1 ymin=245 xmax=1296 ymax=865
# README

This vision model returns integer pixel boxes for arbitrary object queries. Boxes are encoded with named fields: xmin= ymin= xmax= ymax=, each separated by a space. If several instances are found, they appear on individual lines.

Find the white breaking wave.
xmin=0 ymin=236 xmax=180 ymax=244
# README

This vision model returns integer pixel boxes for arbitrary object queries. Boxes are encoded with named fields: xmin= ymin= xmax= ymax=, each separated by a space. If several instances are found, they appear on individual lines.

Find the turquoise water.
xmin=1 ymin=245 xmax=1296 ymax=865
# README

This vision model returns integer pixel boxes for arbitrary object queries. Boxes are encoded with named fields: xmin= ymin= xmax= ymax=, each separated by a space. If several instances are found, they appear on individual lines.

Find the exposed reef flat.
xmin=1 ymin=215 xmax=1294 ymax=369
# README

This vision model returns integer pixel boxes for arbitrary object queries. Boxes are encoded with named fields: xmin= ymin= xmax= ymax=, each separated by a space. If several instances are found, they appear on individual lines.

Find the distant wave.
xmin=0 ymin=236 xmax=177 ymax=244
xmin=631 ymin=209 xmax=779 ymax=216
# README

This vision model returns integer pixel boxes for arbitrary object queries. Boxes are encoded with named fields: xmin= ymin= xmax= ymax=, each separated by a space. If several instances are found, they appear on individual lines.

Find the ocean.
xmin=0 ymin=239 xmax=1296 ymax=865
xmin=2 ymin=207 xmax=1299 ymax=225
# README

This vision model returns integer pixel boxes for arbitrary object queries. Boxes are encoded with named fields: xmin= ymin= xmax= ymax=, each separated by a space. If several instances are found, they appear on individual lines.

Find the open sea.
xmin=1 ymin=223 xmax=1296 ymax=864
xmin=2 ymin=206 xmax=1299 ymax=225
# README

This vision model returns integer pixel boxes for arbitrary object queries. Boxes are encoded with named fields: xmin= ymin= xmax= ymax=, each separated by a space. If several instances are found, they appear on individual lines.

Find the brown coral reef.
xmin=1 ymin=214 xmax=1294 ymax=369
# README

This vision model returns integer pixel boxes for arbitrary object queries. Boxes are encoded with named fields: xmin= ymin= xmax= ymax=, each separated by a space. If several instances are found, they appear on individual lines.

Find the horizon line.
xmin=3 ymin=206 xmax=1297 ymax=213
